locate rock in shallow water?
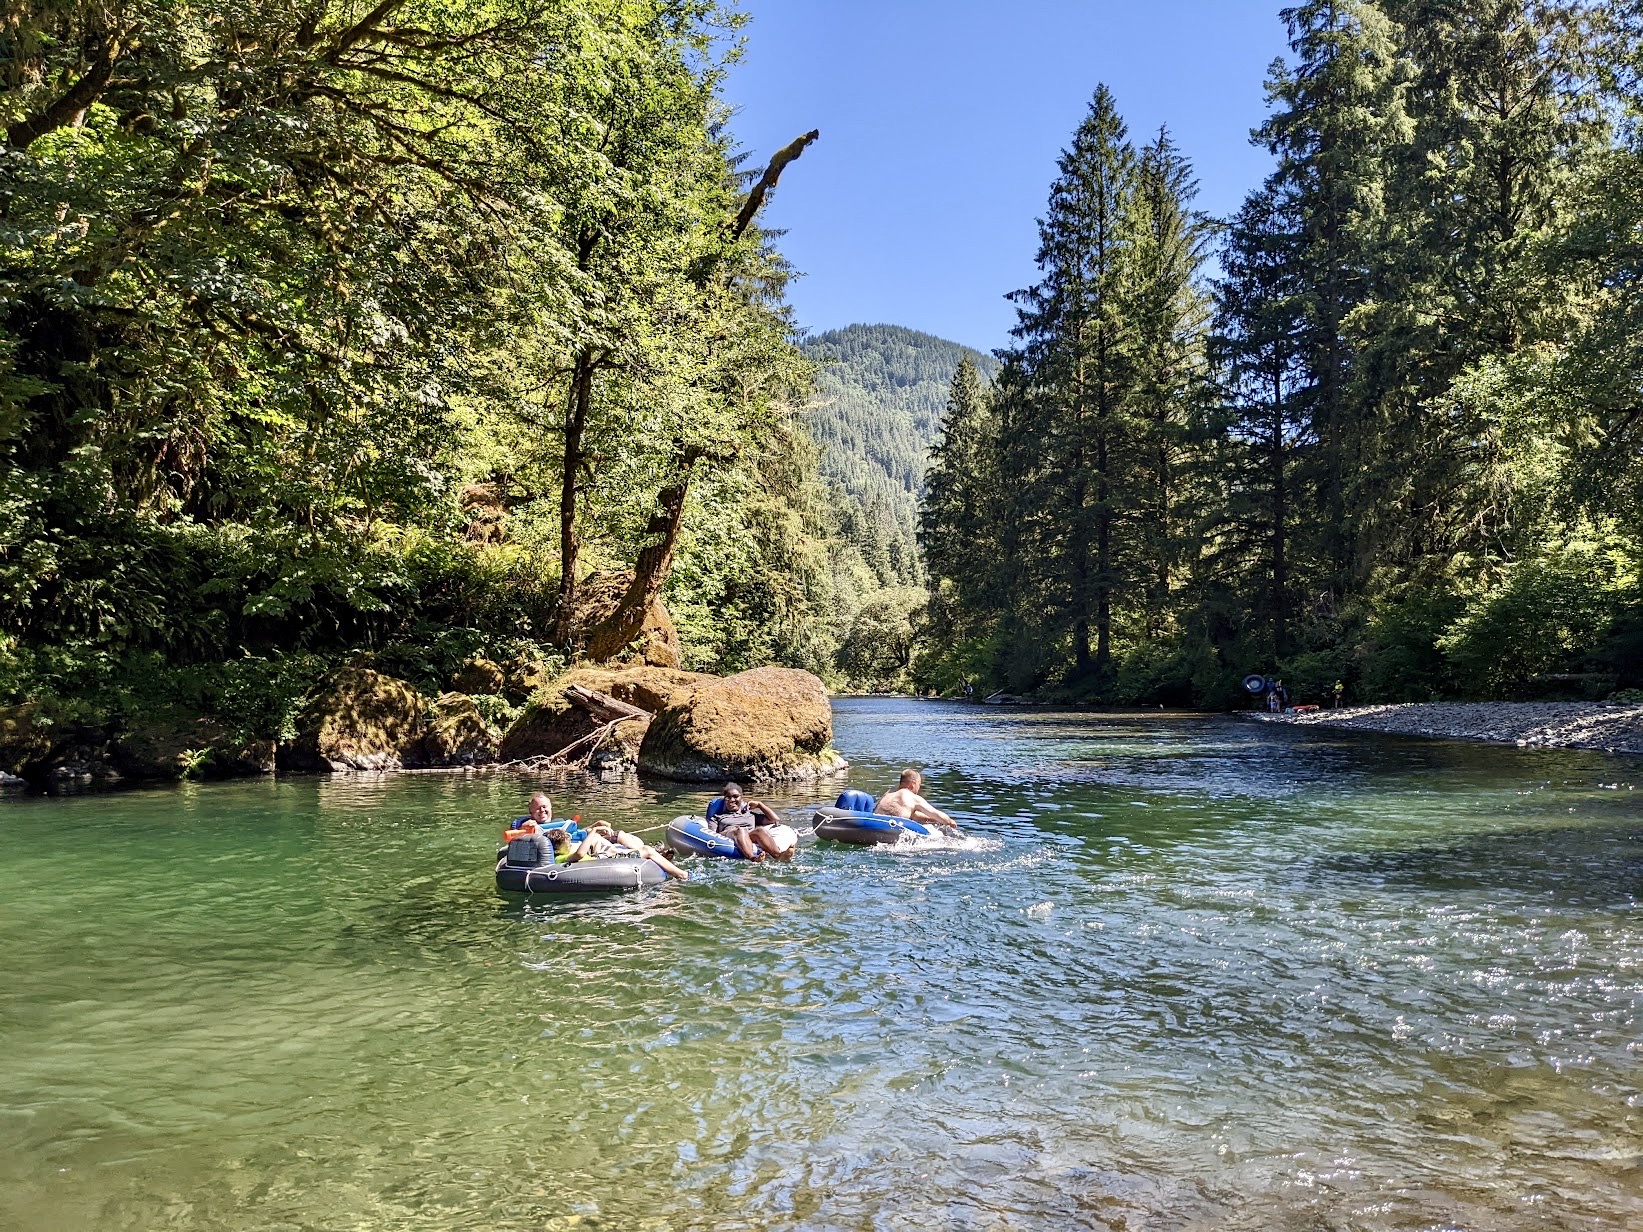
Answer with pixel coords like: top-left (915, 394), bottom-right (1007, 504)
top-left (637, 665), bottom-right (847, 783)
top-left (412, 693), bottom-right (498, 767)
top-left (115, 707), bottom-right (274, 778)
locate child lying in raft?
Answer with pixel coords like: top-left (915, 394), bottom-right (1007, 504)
top-left (546, 821), bottom-right (689, 881)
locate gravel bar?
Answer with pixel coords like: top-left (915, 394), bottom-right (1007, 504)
top-left (1245, 702), bottom-right (1643, 755)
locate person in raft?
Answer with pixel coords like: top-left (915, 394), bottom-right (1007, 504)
top-left (876, 769), bottom-right (960, 834)
top-left (707, 782), bottom-right (793, 861)
top-left (513, 793), bottom-right (689, 881)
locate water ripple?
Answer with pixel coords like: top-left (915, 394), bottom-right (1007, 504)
top-left (1, 702), bottom-right (1640, 1229)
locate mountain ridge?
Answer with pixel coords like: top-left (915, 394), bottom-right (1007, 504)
top-left (801, 323), bottom-right (999, 581)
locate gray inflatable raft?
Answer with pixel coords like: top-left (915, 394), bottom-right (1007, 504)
top-left (495, 853), bottom-right (667, 893)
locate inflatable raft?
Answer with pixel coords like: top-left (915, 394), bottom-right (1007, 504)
top-left (666, 813), bottom-right (799, 859)
top-left (812, 789), bottom-right (937, 846)
top-left (494, 822), bottom-right (668, 893)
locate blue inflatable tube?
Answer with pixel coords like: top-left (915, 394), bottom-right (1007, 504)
top-left (667, 815), bottom-right (748, 858)
top-left (666, 815), bottom-right (801, 859)
top-left (811, 791), bottom-right (936, 846)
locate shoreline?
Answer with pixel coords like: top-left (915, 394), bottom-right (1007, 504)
top-left (1245, 701), bottom-right (1643, 756)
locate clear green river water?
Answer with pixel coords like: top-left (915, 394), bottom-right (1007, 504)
top-left (2, 699), bottom-right (1641, 1231)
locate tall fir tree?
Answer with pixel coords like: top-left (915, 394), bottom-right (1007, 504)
top-left (1211, 184), bottom-right (1314, 658)
top-left (1258, 0), bottom-right (1407, 589)
top-left (1125, 129), bottom-right (1216, 636)
top-left (1002, 85), bottom-right (1140, 678)
top-left (1355, 0), bottom-right (1604, 575)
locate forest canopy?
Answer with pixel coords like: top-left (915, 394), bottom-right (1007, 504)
top-left (6, 0), bottom-right (1643, 739)
top-left (0, 0), bottom-right (845, 733)
top-left (919, 0), bottom-right (1643, 706)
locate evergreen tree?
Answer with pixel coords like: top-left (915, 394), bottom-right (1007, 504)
top-left (919, 359), bottom-right (997, 612)
top-left (1125, 129), bottom-right (1216, 636)
top-left (1002, 85), bottom-right (1140, 678)
top-left (1355, 0), bottom-right (1604, 573)
top-left (1258, 0), bottom-right (1407, 587)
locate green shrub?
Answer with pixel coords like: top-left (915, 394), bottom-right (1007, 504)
top-left (1437, 546), bottom-right (1630, 698)
top-left (1358, 591), bottom-right (1466, 701)
top-left (1277, 648), bottom-right (1351, 707)
top-left (1112, 639), bottom-right (1202, 707)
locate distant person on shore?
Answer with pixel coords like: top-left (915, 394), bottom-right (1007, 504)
top-left (707, 782), bottom-right (793, 861)
top-left (1333, 680), bottom-right (1345, 709)
top-left (876, 769), bottom-right (960, 834)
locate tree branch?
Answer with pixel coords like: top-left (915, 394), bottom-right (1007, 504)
top-left (7, 26), bottom-right (133, 150)
top-left (731, 129), bottom-right (819, 240)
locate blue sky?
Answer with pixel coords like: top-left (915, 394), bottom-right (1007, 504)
top-left (723, 1), bottom-right (1295, 352)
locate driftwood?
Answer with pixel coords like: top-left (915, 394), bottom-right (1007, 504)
top-left (407, 687), bottom-right (649, 777)
top-left (563, 685), bottom-right (648, 724)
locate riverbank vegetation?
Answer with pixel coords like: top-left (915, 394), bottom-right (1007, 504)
top-left (920, 1), bottom-right (1643, 708)
top-left (0, 1), bottom-right (876, 753)
top-left (8, 2), bottom-right (1643, 762)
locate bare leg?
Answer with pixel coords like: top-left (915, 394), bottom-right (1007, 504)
top-left (612, 830), bottom-right (690, 880)
top-left (731, 828), bottom-right (762, 861)
top-left (751, 826), bottom-right (793, 861)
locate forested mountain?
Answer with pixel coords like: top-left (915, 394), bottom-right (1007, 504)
top-left (920, 2), bottom-right (1643, 706)
top-left (803, 325), bottom-right (996, 582)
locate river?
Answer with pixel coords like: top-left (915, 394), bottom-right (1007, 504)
top-left (2, 699), bottom-right (1640, 1230)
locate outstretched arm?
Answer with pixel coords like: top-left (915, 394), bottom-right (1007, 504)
top-left (910, 795), bottom-right (958, 829)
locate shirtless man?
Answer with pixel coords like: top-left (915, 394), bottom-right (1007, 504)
top-left (876, 769), bottom-right (960, 834)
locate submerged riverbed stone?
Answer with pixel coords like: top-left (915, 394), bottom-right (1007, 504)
top-left (413, 693), bottom-right (498, 767)
top-left (280, 667), bottom-right (427, 772)
top-left (637, 666), bottom-right (846, 782)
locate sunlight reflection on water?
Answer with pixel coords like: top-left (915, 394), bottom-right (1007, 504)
top-left (0, 699), bottom-right (1639, 1230)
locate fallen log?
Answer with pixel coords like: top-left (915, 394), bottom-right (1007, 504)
top-left (563, 684), bottom-right (648, 724)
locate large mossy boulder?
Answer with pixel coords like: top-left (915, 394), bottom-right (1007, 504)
top-left (412, 693), bottom-right (498, 767)
top-left (502, 652), bottom-right (558, 702)
top-left (450, 657), bottom-right (507, 696)
top-left (496, 665), bottom-right (708, 770)
top-left (279, 667), bottom-right (426, 772)
top-left (0, 702), bottom-right (59, 778)
top-left (637, 666), bottom-right (846, 782)
top-left (115, 707), bottom-right (274, 779)
top-left (0, 701), bottom-right (118, 787)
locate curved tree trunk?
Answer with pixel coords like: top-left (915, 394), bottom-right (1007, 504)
top-left (583, 449), bottom-right (699, 660)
